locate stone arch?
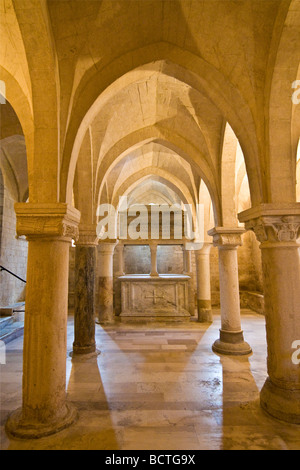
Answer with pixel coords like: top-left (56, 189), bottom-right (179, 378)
top-left (93, 129), bottom-right (221, 224)
top-left (73, 128), bottom-right (94, 225)
top-left (128, 185), bottom-right (179, 207)
top-left (10, 0), bottom-right (60, 202)
top-left (266, 0), bottom-right (300, 203)
top-left (111, 171), bottom-right (195, 212)
top-left (0, 68), bottom-right (33, 199)
top-left (62, 54), bottom-right (263, 207)
top-left (219, 122), bottom-right (251, 226)
top-left (199, 179), bottom-right (215, 240)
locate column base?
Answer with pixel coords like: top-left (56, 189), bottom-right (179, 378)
top-left (197, 301), bottom-right (213, 323)
top-left (96, 316), bottom-right (115, 325)
top-left (70, 349), bottom-right (101, 361)
top-left (71, 342), bottom-right (96, 356)
top-left (260, 377), bottom-right (300, 424)
top-left (212, 329), bottom-right (252, 356)
top-left (198, 308), bottom-right (213, 323)
top-left (5, 402), bottom-right (78, 440)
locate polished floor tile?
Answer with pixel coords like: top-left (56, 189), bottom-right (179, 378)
top-left (1, 310), bottom-right (300, 450)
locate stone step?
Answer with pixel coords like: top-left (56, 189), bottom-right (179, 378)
top-left (0, 321), bottom-right (24, 344)
top-left (0, 302), bottom-right (25, 343)
top-left (0, 316), bottom-right (14, 329)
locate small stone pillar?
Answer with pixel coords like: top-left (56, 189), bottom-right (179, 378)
top-left (208, 227), bottom-right (252, 356)
top-left (97, 241), bottom-right (117, 324)
top-left (73, 226), bottom-right (98, 356)
top-left (6, 203), bottom-right (80, 439)
top-left (195, 242), bottom-right (213, 323)
top-left (115, 242), bottom-right (125, 276)
top-left (183, 245), bottom-right (196, 316)
top-left (149, 243), bottom-right (159, 277)
top-left (239, 205), bottom-right (300, 424)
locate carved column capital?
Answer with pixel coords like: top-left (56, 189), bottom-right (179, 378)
top-left (15, 203), bottom-right (81, 242)
top-left (207, 227), bottom-right (245, 249)
top-left (194, 242), bottom-right (213, 257)
top-left (238, 204), bottom-right (300, 247)
top-left (76, 224), bottom-right (98, 246)
top-left (98, 240), bottom-right (118, 255)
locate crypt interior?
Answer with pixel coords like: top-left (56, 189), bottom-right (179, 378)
top-left (0, 0), bottom-right (300, 450)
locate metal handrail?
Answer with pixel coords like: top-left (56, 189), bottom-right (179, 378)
top-left (0, 266), bottom-right (26, 283)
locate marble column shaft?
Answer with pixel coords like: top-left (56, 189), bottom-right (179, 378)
top-left (208, 227), bottom-right (252, 355)
top-left (183, 246), bottom-right (195, 316)
top-left (195, 243), bottom-right (213, 323)
top-left (150, 243), bottom-right (159, 277)
top-left (239, 206), bottom-right (300, 424)
top-left (73, 229), bottom-right (98, 355)
top-left (6, 203), bottom-right (80, 439)
top-left (115, 243), bottom-right (125, 276)
top-left (97, 242), bottom-right (117, 323)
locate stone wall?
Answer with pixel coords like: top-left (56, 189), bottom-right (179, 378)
top-left (0, 187), bottom-right (27, 306)
top-left (68, 233), bottom-right (265, 315)
top-left (121, 245), bottom-right (185, 275)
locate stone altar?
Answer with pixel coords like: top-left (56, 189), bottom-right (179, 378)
top-left (119, 274), bottom-right (191, 321)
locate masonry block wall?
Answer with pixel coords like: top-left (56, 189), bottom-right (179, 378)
top-left (0, 187), bottom-right (27, 306)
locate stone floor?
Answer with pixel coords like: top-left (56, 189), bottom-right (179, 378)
top-left (1, 310), bottom-right (300, 450)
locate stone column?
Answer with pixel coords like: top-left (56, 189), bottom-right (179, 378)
top-left (97, 241), bottom-right (117, 324)
top-left (195, 242), bottom-right (213, 323)
top-left (208, 227), bottom-right (252, 355)
top-left (115, 242), bottom-right (125, 276)
top-left (149, 242), bottom-right (159, 277)
top-left (6, 203), bottom-right (80, 439)
top-left (239, 205), bottom-right (300, 424)
top-left (183, 245), bottom-right (195, 316)
top-left (72, 226), bottom-right (98, 356)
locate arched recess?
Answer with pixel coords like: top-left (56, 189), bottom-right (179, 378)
top-left (99, 143), bottom-right (198, 206)
top-left (93, 130), bottom-right (221, 225)
top-left (128, 185), bottom-right (179, 207)
top-left (62, 56), bottom-right (263, 208)
top-left (266, 0), bottom-right (300, 203)
top-left (111, 171), bottom-right (195, 212)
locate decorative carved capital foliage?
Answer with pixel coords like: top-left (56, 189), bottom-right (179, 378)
top-left (76, 225), bottom-right (98, 246)
top-left (15, 203), bottom-right (81, 241)
top-left (208, 227), bottom-right (245, 249)
top-left (239, 204), bottom-right (300, 246)
top-left (98, 241), bottom-right (118, 255)
top-left (245, 216), bottom-right (300, 244)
